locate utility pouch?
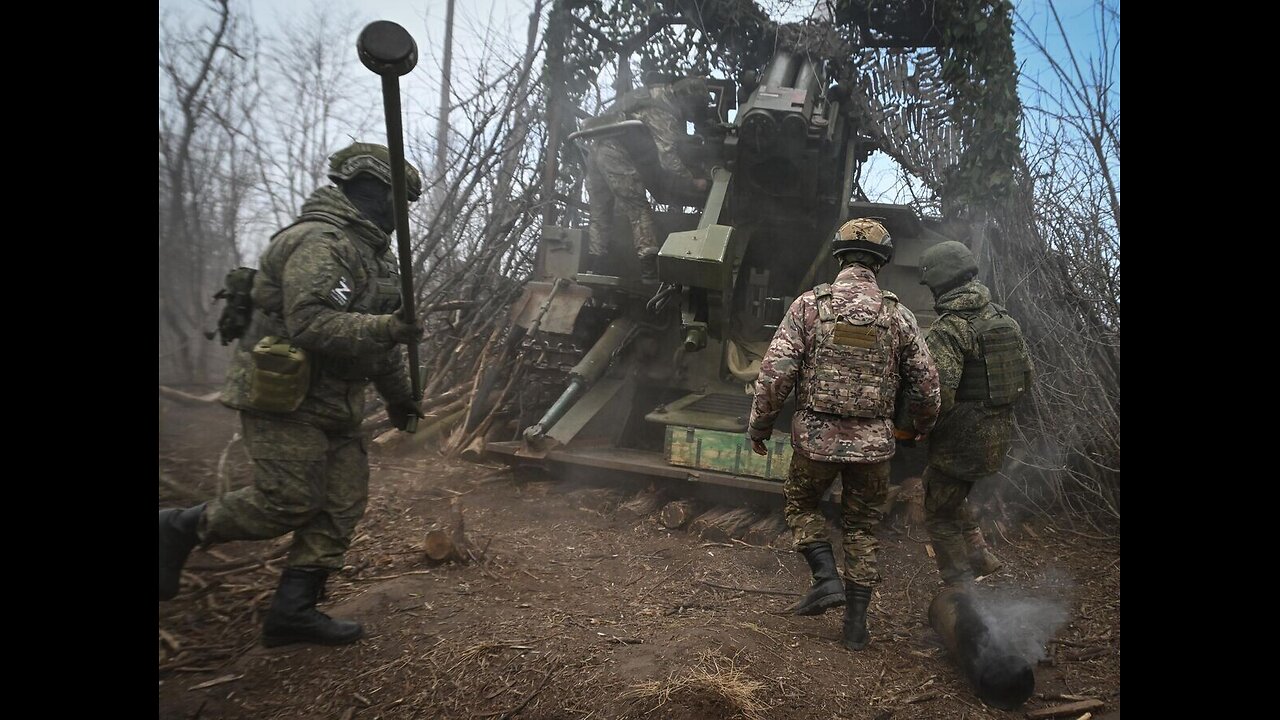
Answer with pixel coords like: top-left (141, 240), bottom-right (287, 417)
top-left (247, 336), bottom-right (311, 413)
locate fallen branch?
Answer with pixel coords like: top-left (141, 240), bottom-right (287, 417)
top-left (476, 664), bottom-right (558, 719)
top-left (634, 560), bottom-right (694, 600)
top-left (185, 549), bottom-right (287, 573)
top-left (1025, 699), bottom-right (1104, 719)
top-left (159, 385), bottom-right (221, 405)
top-left (188, 674), bottom-right (243, 691)
top-left (699, 579), bottom-right (801, 597)
top-left (1063, 647), bottom-right (1109, 661)
top-left (425, 300), bottom-right (475, 313)
top-left (351, 570), bottom-right (436, 582)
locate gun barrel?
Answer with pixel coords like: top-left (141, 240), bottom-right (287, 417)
top-left (523, 317), bottom-right (636, 444)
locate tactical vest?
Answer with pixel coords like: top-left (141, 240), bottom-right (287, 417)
top-left (585, 88), bottom-right (668, 169)
top-left (586, 87), bottom-right (663, 128)
top-left (954, 304), bottom-right (1030, 406)
top-left (257, 213), bottom-right (403, 318)
top-left (253, 213), bottom-right (403, 379)
top-left (803, 284), bottom-right (900, 418)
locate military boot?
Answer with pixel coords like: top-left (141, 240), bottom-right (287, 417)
top-left (965, 528), bottom-right (1004, 576)
top-left (841, 580), bottom-right (873, 650)
top-left (792, 543), bottom-right (846, 616)
top-left (932, 535), bottom-right (976, 588)
top-left (262, 567), bottom-right (364, 648)
top-left (159, 503), bottom-right (205, 601)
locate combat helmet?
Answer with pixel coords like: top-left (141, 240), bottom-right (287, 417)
top-left (918, 240), bottom-right (979, 295)
top-left (327, 142), bottom-right (423, 201)
top-left (831, 217), bottom-right (894, 267)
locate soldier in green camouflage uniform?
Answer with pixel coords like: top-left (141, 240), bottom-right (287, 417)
top-left (748, 218), bottom-right (940, 651)
top-left (918, 241), bottom-right (1034, 586)
top-left (583, 77), bottom-right (711, 280)
top-left (159, 143), bottom-right (426, 648)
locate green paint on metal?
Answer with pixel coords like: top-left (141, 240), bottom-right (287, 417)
top-left (665, 425), bottom-right (791, 481)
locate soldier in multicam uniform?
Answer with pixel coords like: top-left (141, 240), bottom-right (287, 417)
top-left (748, 218), bottom-right (941, 651)
top-left (918, 241), bottom-right (1034, 587)
top-left (583, 77), bottom-right (711, 280)
top-left (158, 143), bottom-right (426, 647)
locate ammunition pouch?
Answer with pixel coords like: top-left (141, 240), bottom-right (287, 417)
top-left (247, 336), bottom-right (312, 413)
top-left (205, 267), bottom-right (258, 346)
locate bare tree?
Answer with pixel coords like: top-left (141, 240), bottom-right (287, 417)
top-left (979, 0), bottom-right (1119, 527)
top-left (243, 4), bottom-right (378, 237)
top-left (159, 0), bottom-right (255, 383)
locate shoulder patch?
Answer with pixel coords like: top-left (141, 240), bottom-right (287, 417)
top-left (327, 274), bottom-right (355, 309)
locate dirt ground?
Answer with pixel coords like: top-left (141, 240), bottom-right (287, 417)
top-left (158, 393), bottom-right (1120, 720)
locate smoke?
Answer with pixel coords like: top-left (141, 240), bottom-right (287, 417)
top-left (968, 570), bottom-right (1072, 665)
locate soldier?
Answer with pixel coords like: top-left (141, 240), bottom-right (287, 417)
top-left (748, 218), bottom-right (941, 651)
top-left (583, 76), bottom-right (711, 280)
top-left (158, 143), bottom-right (426, 648)
top-left (918, 241), bottom-right (1034, 587)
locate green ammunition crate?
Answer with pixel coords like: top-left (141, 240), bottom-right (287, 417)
top-left (664, 425), bottom-right (792, 480)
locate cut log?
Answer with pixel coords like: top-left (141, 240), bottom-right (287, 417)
top-left (424, 527), bottom-right (457, 562)
top-left (659, 499), bottom-right (699, 529)
top-left (418, 408), bottom-right (468, 446)
top-left (460, 435), bottom-right (487, 461)
top-left (742, 514), bottom-right (787, 546)
top-left (687, 507), bottom-right (727, 538)
top-left (422, 499), bottom-right (480, 564)
top-left (615, 489), bottom-right (668, 522)
top-left (695, 507), bottom-right (759, 543)
top-left (1024, 699), bottom-right (1104, 719)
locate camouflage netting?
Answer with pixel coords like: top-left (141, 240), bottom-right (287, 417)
top-left (548, 0), bottom-right (1117, 524)
top-left (847, 46), bottom-right (959, 197)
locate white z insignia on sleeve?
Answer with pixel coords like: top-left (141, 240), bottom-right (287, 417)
top-left (329, 277), bottom-right (353, 307)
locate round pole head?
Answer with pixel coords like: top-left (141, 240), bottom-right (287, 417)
top-left (358, 21), bottom-right (418, 77)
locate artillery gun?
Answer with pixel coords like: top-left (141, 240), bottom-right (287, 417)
top-left (478, 11), bottom-right (956, 500)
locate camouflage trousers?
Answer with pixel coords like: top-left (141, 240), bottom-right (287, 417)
top-left (923, 465), bottom-right (984, 584)
top-left (783, 452), bottom-right (889, 585)
top-left (199, 412), bottom-right (369, 571)
top-left (585, 140), bottom-right (659, 260)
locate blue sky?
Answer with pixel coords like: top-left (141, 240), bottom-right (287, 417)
top-left (160, 0), bottom-right (1117, 202)
top-left (159, 0), bottom-right (1116, 108)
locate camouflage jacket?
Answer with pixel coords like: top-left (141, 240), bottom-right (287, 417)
top-left (589, 84), bottom-right (699, 194)
top-left (924, 280), bottom-right (1034, 478)
top-left (748, 264), bottom-right (941, 463)
top-left (221, 186), bottom-right (413, 428)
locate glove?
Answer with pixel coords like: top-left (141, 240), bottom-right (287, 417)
top-left (893, 427), bottom-right (924, 447)
top-left (381, 310), bottom-right (424, 345)
top-left (386, 400), bottom-right (424, 431)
